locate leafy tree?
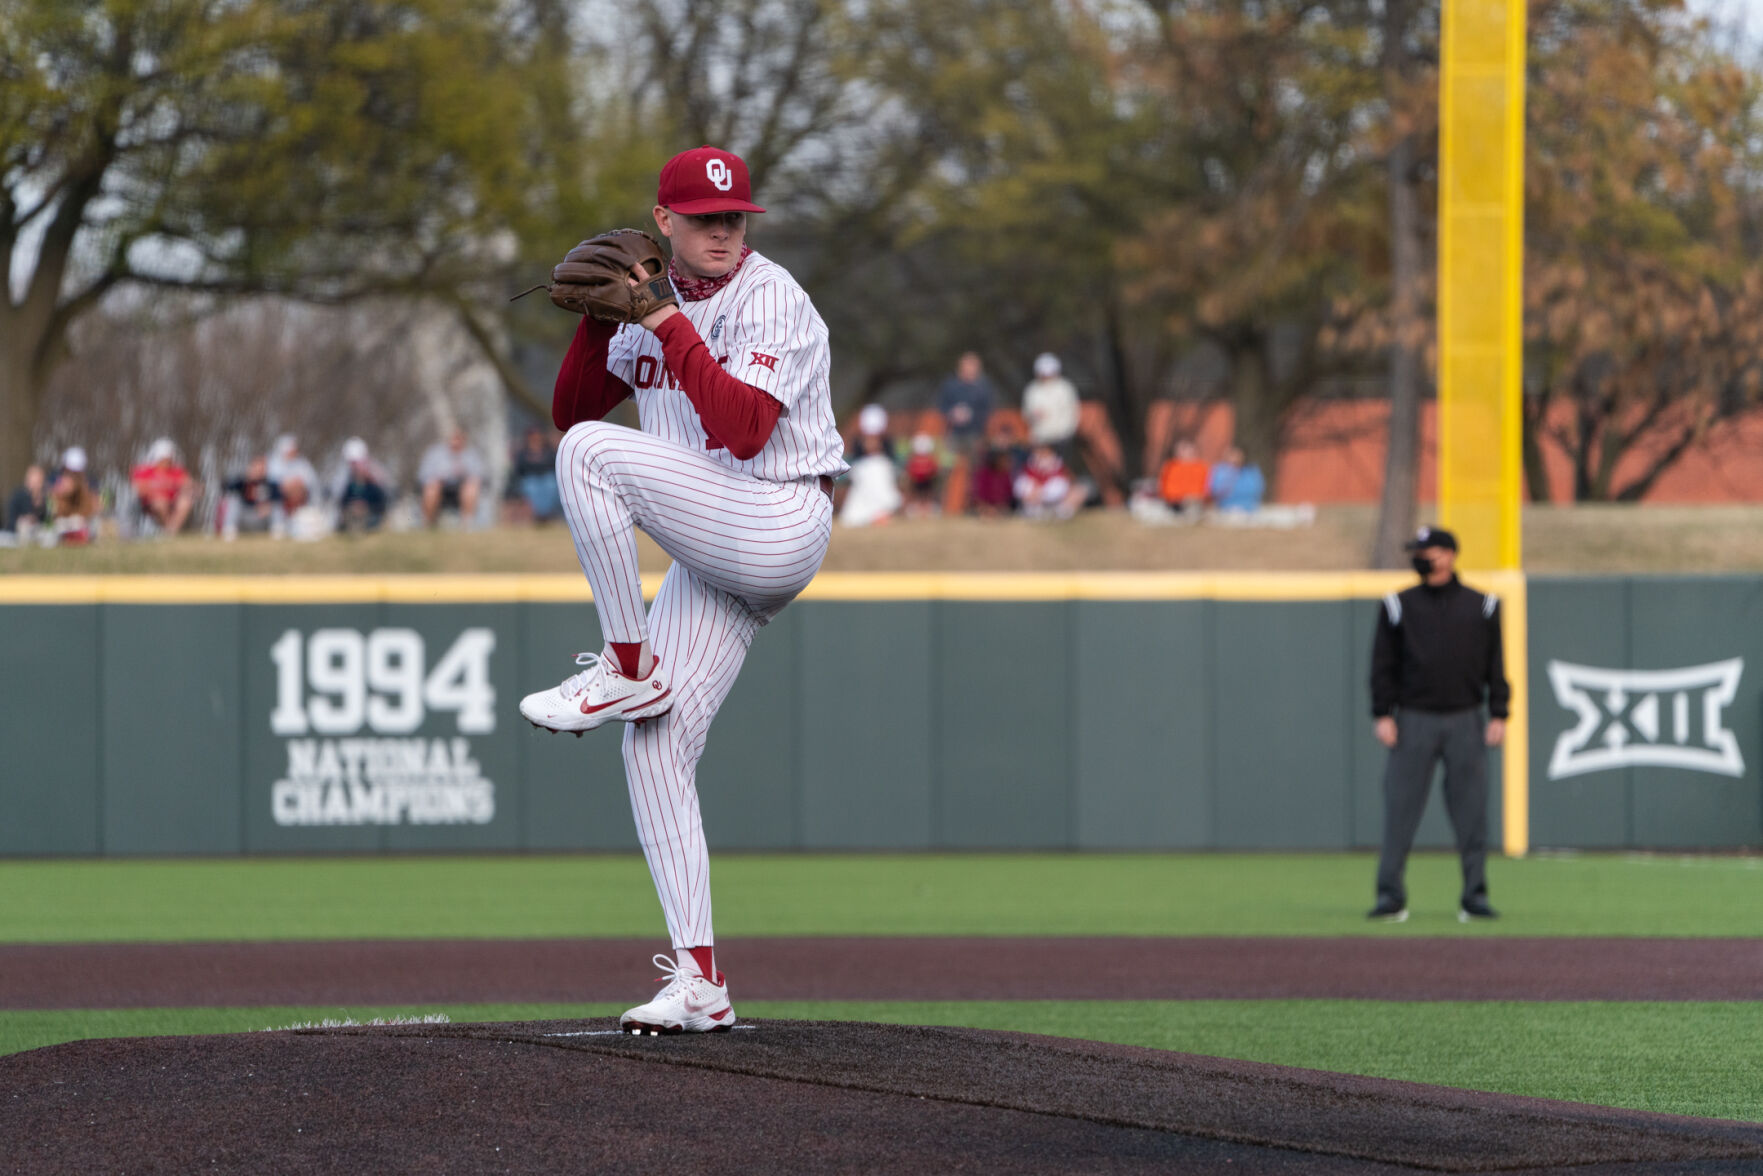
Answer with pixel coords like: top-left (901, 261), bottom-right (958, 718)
top-left (1, 0), bottom-right (543, 494)
top-left (1121, 0), bottom-right (1388, 488)
top-left (1366, 0), bottom-right (1438, 567)
top-left (1523, 0), bottom-right (1763, 501)
top-left (474, 0), bottom-right (872, 415)
top-left (621, 0), bottom-right (851, 189)
top-left (811, 0), bottom-right (1175, 463)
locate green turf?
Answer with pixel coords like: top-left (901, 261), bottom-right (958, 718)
top-left (4, 1000), bottom-right (1758, 1123)
top-left (2, 851), bottom-right (1760, 942)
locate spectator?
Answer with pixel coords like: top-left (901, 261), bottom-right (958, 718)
top-left (1207, 446), bottom-right (1266, 513)
top-left (1158, 439), bottom-right (1210, 515)
top-left (418, 426), bottom-right (486, 528)
top-left (130, 437), bottom-right (197, 535)
top-left (838, 405), bottom-right (902, 528)
top-left (969, 445), bottom-right (1016, 518)
top-left (49, 446), bottom-right (100, 545)
top-left (327, 435), bottom-right (392, 497)
top-left (1021, 353), bottom-right (1080, 459)
top-left (507, 426), bottom-right (561, 524)
top-left (222, 454), bottom-right (282, 536)
top-left (902, 432), bottom-right (943, 518)
top-left (1368, 526), bottom-right (1509, 923)
top-left (6, 464), bottom-right (48, 539)
top-left (335, 437), bottom-right (391, 532)
top-left (936, 351), bottom-right (997, 458)
top-left (846, 404), bottom-right (898, 463)
top-left (1013, 443), bottom-right (1082, 521)
top-left (267, 434), bottom-right (321, 519)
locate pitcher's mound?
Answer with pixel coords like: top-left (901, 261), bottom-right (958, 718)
top-left (4, 1019), bottom-right (1760, 1174)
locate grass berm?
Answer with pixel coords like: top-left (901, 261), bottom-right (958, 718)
top-left (3, 504), bottom-right (1762, 575)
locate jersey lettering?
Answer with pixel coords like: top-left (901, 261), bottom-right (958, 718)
top-left (606, 250), bottom-right (846, 482)
top-left (633, 354), bottom-right (734, 391)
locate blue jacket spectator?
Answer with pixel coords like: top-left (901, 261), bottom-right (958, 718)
top-left (935, 351), bottom-right (997, 452)
top-left (509, 426), bottom-right (561, 523)
top-left (222, 455), bottom-right (282, 535)
top-left (6, 464), bottom-right (48, 534)
top-left (336, 437), bottom-right (390, 532)
top-left (1207, 447), bottom-right (1266, 512)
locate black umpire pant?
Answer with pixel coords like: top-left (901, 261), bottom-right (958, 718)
top-left (1375, 707), bottom-right (1489, 907)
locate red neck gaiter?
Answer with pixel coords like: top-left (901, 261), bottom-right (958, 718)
top-left (669, 245), bottom-right (753, 302)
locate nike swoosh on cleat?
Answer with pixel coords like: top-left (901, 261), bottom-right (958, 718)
top-left (581, 694), bottom-right (640, 715)
top-left (708, 1007), bottom-right (731, 1021)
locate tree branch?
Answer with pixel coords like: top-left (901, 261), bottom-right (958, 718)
top-left (36, 269), bottom-right (122, 377)
top-left (746, 2), bottom-right (824, 182)
top-left (21, 162), bottom-right (107, 328)
top-left (10, 168), bottom-right (81, 231)
top-left (1614, 423), bottom-right (1702, 502)
top-left (453, 297), bottom-right (552, 422)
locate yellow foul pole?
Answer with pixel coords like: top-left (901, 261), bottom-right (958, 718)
top-left (1439, 0), bottom-right (1528, 854)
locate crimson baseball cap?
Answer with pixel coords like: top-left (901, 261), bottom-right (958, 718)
top-left (657, 146), bottom-right (766, 215)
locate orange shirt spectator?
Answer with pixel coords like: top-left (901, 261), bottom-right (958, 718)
top-left (1158, 439), bottom-right (1210, 508)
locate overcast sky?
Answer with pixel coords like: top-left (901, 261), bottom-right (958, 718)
top-left (1691, 0), bottom-right (1763, 40)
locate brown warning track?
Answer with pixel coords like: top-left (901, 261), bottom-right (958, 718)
top-left (2, 936), bottom-right (1761, 1009)
top-left (4, 1019), bottom-right (1762, 1175)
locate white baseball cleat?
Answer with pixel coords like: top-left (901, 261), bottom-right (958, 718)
top-left (519, 651), bottom-right (673, 735)
top-left (620, 954), bottom-right (736, 1035)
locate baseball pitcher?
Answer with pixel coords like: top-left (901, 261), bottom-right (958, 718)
top-left (520, 146), bottom-right (846, 1033)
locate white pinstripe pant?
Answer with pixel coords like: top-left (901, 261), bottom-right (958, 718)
top-left (557, 421), bottom-right (832, 949)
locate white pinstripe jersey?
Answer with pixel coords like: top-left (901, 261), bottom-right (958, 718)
top-left (605, 250), bottom-right (849, 483)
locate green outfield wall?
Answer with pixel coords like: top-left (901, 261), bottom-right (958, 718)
top-left (0, 573), bottom-right (1754, 855)
top-left (1526, 575), bottom-right (1762, 849)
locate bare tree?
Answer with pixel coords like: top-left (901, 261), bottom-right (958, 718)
top-left (42, 297), bottom-right (512, 523)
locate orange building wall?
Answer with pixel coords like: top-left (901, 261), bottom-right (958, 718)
top-left (1145, 400), bottom-right (1763, 504)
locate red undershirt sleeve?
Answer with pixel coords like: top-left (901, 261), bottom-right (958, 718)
top-left (552, 317), bottom-right (634, 431)
top-left (653, 313), bottom-right (782, 461)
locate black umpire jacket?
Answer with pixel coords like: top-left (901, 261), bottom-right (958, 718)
top-left (1370, 575), bottom-right (1510, 719)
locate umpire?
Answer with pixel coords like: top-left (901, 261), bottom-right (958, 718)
top-left (1368, 526), bottom-right (1509, 923)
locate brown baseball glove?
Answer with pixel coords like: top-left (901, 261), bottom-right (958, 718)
top-left (547, 230), bottom-right (678, 324)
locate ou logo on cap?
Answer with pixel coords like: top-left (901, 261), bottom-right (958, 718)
top-left (706, 159), bottom-right (733, 191)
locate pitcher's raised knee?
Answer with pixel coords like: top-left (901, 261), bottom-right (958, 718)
top-left (558, 420), bottom-right (624, 485)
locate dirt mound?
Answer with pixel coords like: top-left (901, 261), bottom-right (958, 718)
top-left (4, 1019), bottom-right (1761, 1174)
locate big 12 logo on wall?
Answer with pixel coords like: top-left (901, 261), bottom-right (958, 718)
top-left (1546, 658), bottom-right (1745, 780)
top-left (268, 628), bottom-right (497, 826)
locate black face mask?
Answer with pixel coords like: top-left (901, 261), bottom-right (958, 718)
top-left (1411, 554), bottom-right (1434, 576)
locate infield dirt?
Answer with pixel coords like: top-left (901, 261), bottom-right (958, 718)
top-left (4, 936), bottom-right (1761, 1008)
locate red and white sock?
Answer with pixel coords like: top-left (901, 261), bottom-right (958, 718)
top-left (607, 640), bottom-right (655, 680)
top-left (680, 945), bottom-right (717, 983)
